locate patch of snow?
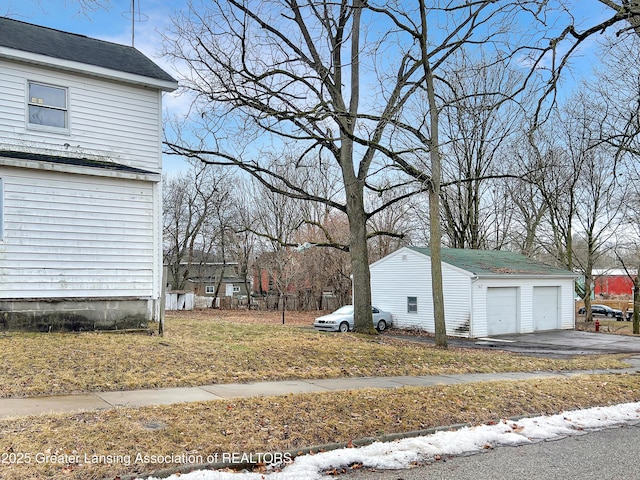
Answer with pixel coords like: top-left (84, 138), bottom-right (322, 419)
top-left (139, 402), bottom-right (640, 480)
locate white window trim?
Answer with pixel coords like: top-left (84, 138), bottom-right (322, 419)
top-left (407, 296), bottom-right (418, 314)
top-left (205, 285), bottom-right (215, 294)
top-left (26, 80), bottom-right (70, 134)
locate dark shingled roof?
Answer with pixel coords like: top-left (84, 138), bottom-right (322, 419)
top-left (0, 16), bottom-right (176, 85)
top-left (408, 247), bottom-right (576, 277)
top-left (0, 150), bottom-right (156, 175)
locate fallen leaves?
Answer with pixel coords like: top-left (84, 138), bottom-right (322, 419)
top-left (510, 423), bottom-right (525, 433)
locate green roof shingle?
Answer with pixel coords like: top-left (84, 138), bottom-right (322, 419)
top-left (408, 247), bottom-right (576, 277)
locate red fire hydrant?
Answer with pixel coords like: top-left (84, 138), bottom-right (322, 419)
top-left (595, 319), bottom-right (600, 332)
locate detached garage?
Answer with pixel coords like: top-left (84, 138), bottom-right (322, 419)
top-left (370, 247), bottom-right (577, 338)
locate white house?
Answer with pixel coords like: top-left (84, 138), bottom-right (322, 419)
top-left (370, 247), bottom-right (578, 338)
top-left (0, 17), bottom-right (178, 330)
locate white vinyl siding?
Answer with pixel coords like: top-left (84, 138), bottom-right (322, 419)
top-left (0, 167), bottom-right (156, 297)
top-left (0, 59), bottom-right (162, 173)
top-left (370, 248), bottom-right (473, 335)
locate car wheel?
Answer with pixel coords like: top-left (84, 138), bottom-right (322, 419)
top-left (607, 312), bottom-right (614, 318)
top-left (339, 321), bottom-right (349, 333)
top-left (376, 320), bottom-right (387, 332)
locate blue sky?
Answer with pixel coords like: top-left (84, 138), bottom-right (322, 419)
top-left (1, 1), bottom-right (616, 175)
top-left (2, 0), bottom-right (176, 53)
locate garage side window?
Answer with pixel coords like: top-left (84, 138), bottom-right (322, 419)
top-left (407, 296), bottom-right (417, 313)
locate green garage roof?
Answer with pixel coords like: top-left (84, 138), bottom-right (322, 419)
top-left (408, 247), bottom-right (576, 277)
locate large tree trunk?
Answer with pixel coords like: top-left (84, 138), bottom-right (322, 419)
top-left (348, 192), bottom-right (375, 334)
top-left (583, 275), bottom-right (593, 322)
top-left (341, 132), bottom-right (375, 334)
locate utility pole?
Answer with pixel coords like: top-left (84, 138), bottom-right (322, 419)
top-left (633, 271), bottom-right (639, 335)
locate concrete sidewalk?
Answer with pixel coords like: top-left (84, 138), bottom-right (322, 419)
top-left (2, 357), bottom-right (640, 419)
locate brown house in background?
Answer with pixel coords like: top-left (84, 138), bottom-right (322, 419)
top-left (166, 261), bottom-right (251, 299)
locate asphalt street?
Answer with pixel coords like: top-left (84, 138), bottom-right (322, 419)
top-left (340, 423), bottom-right (640, 480)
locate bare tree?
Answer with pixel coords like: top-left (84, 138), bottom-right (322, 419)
top-left (366, 186), bottom-right (413, 263)
top-left (503, 177), bottom-right (549, 257)
top-left (594, 32), bottom-right (640, 332)
top-left (230, 181), bottom-right (260, 306)
top-left (162, 163), bottom-right (234, 291)
top-left (244, 165), bottom-right (318, 316)
top-left (437, 54), bottom-right (525, 249)
top-left (162, 1), bottom-right (434, 334)
top-left (523, 92), bottom-right (628, 319)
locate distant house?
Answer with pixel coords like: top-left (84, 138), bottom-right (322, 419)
top-left (166, 261), bottom-right (251, 298)
top-left (0, 18), bottom-right (177, 330)
top-left (370, 247), bottom-right (578, 338)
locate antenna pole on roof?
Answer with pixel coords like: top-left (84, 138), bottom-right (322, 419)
top-left (123, 0), bottom-right (148, 47)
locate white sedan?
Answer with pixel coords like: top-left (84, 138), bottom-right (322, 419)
top-left (314, 305), bottom-right (392, 333)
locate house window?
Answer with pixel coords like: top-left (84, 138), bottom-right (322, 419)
top-left (205, 285), bottom-right (215, 294)
top-left (27, 82), bottom-right (68, 130)
top-left (233, 286), bottom-right (241, 293)
top-left (407, 296), bottom-right (418, 313)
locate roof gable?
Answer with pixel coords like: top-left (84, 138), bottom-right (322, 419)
top-left (407, 247), bottom-right (576, 277)
top-left (0, 17), bottom-right (176, 86)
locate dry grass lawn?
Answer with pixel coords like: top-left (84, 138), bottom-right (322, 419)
top-left (1, 310), bottom-right (639, 479)
top-left (0, 310), bottom-right (630, 398)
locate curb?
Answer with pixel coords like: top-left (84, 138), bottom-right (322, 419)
top-left (116, 415), bottom-right (569, 480)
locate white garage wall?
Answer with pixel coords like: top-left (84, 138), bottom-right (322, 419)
top-left (370, 248), bottom-right (473, 335)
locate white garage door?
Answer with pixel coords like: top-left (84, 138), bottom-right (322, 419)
top-left (533, 286), bottom-right (559, 331)
top-left (486, 287), bottom-right (518, 335)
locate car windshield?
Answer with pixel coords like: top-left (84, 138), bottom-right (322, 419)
top-left (334, 306), bottom-right (354, 315)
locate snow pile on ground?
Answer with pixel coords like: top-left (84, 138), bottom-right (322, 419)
top-left (140, 401), bottom-right (640, 480)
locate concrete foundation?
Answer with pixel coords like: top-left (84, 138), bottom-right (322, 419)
top-left (0, 298), bottom-right (153, 332)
